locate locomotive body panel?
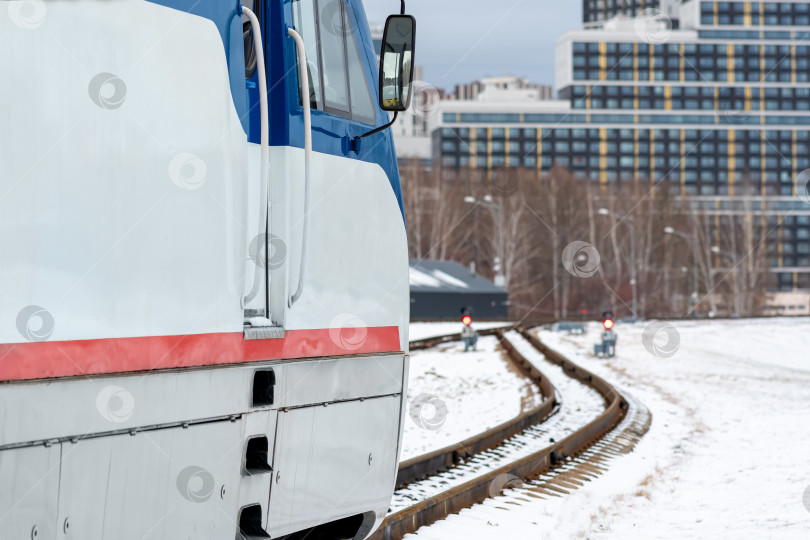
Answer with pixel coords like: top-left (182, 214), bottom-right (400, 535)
top-left (0, 1), bottom-right (411, 537)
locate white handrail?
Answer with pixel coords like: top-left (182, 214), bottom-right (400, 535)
top-left (287, 28), bottom-right (312, 307)
top-left (242, 5), bottom-right (270, 309)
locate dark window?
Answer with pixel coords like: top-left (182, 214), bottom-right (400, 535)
top-left (292, 0), bottom-right (377, 125)
top-left (242, 0), bottom-right (262, 81)
top-left (318, 0), bottom-right (350, 113)
top-left (345, 8), bottom-right (375, 124)
top-left (292, 0), bottom-right (324, 109)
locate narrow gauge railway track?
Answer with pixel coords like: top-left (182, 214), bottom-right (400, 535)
top-left (408, 325), bottom-right (511, 352)
top-left (397, 328), bottom-right (557, 488)
top-left (396, 389), bottom-right (652, 538)
top-left (407, 319), bottom-right (557, 351)
top-left (375, 327), bottom-right (650, 540)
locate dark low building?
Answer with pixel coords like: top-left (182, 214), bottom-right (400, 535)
top-left (409, 259), bottom-right (508, 320)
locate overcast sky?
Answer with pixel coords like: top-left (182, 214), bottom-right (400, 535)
top-left (362, 0), bottom-right (582, 93)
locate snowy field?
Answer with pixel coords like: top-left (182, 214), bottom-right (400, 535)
top-left (408, 321), bottom-right (511, 342)
top-left (400, 334), bottom-right (543, 461)
top-left (407, 317), bottom-right (810, 539)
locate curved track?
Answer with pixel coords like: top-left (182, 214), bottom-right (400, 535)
top-left (375, 327), bottom-right (651, 540)
top-left (397, 328), bottom-right (557, 487)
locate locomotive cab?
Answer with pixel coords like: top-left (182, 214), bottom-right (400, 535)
top-left (240, 0), bottom-right (415, 336)
top-left (0, 1), bottom-right (414, 538)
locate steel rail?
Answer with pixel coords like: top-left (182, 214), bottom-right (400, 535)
top-left (375, 327), bottom-right (631, 540)
top-left (408, 324), bottom-right (513, 351)
top-left (396, 330), bottom-right (557, 488)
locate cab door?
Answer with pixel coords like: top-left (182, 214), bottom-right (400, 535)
top-left (278, 0), bottom-right (386, 329)
top-left (241, 0), bottom-right (273, 323)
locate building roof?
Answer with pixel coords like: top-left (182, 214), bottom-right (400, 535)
top-left (409, 259), bottom-right (506, 294)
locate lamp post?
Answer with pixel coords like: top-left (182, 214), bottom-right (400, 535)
top-left (664, 226), bottom-right (699, 316)
top-left (598, 208), bottom-right (637, 321)
top-left (465, 195), bottom-right (505, 288)
top-left (711, 246), bottom-right (742, 317)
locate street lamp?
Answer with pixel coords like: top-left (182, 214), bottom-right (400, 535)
top-left (711, 246), bottom-right (742, 317)
top-left (465, 196), bottom-right (505, 288)
top-left (664, 227), bottom-right (699, 316)
top-left (597, 208), bottom-right (637, 321)
top-left (711, 245), bottom-right (738, 274)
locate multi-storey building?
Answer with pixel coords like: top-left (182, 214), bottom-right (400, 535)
top-left (585, 0), bottom-right (655, 24)
top-left (583, 0), bottom-right (685, 25)
top-left (584, 0), bottom-right (656, 24)
top-left (431, 1), bottom-right (810, 294)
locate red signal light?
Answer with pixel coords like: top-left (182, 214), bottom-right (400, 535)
top-left (462, 315), bottom-right (472, 326)
top-left (603, 318), bottom-right (614, 330)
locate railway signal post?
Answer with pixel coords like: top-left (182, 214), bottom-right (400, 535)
top-left (594, 311), bottom-right (617, 358)
top-left (460, 308), bottom-right (478, 352)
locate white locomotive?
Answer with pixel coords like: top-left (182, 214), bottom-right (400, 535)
top-left (0, 0), bottom-right (415, 538)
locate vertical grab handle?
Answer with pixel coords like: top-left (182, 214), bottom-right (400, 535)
top-left (242, 5), bottom-right (270, 311)
top-left (287, 28), bottom-right (312, 307)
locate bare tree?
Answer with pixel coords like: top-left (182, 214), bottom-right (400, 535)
top-left (400, 162), bottom-right (772, 320)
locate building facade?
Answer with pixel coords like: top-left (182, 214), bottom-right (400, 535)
top-left (584, 0), bottom-right (658, 24)
top-left (583, 0), bottom-right (685, 25)
top-left (431, 1), bottom-right (810, 293)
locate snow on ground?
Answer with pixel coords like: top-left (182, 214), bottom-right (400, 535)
top-left (407, 317), bottom-right (810, 539)
top-left (400, 334), bottom-right (544, 461)
top-left (393, 331), bottom-right (604, 512)
top-left (408, 322), bottom-right (510, 342)
top-left (505, 330), bottom-right (605, 426)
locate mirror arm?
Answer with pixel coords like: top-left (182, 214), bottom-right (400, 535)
top-left (400, 0), bottom-right (405, 14)
top-left (357, 111), bottom-right (398, 139)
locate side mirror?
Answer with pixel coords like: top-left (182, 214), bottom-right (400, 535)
top-left (379, 15), bottom-right (416, 112)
